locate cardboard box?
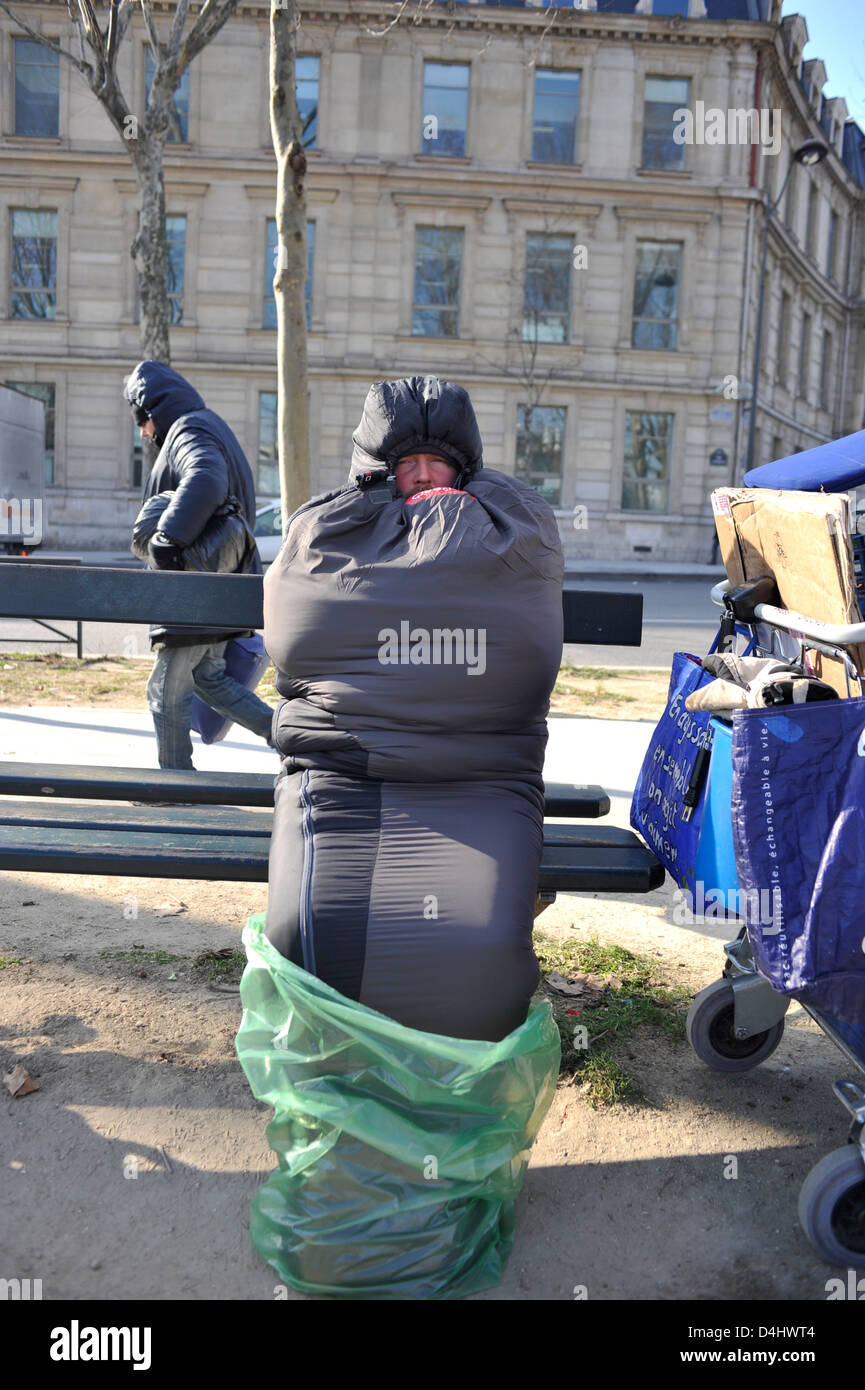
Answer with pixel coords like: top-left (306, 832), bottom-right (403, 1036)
top-left (711, 487), bottom-right (865, 697)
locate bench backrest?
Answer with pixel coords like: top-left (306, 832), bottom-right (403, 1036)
top-left (0, 565), bottom-right (643, 646)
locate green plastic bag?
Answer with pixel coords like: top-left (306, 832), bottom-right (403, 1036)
top-left (235, 913), bottom-right (561, 1300)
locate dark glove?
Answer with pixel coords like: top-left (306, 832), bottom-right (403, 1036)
top-left (148, 530), bottom-right (185, 571)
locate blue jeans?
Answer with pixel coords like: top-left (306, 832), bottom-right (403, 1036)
top-left (146, 641), bottom-right (275, 770)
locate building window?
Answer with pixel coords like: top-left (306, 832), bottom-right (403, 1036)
top-left (515, 405), bottom-right (564, 507)
top-left (165, 215), bottom-right (186, 325)
top-left (642, 76), bottom-right (689, 172)
top-left (622, 411), bottom-right (673, 513)
top-left (806, 184), bottom-right (819, 258)
top-left (523, 234), bottom-right (572, 343)
top-left (777, 291), bottom-right (791, 387)
top-left (14, 38), bottom-right (59, 137)
top-left (420, 62), bottom-right (469, 157)
top-left (798, 312), bottom-right (812, 400)
top-left (10, 209), bottom-right (57, 320)
top-left (144, 50), bottom-right (189, 142)
top-left (412, 227), bottom-right (463, 337)
top-left (258, 391), bottom-right (278, 497)
top-left (632, 241), bottom-right (682, 351)
top-left (297, 56), bottom-right (319, 148)
top-left (264, 219), bottom-right (314, 329)
top-left (652, 0), bottom-right (688, 12)
top-left (3, 381), bottom-right (55, 484)
top-left (531, 69), bottom-right (580, 164)
top-left (826, 209), bottom-right (838, 280)
top-left (132, 415), bottom-right (143, 489)
top-left (820, 330), bottom-right (833, 410)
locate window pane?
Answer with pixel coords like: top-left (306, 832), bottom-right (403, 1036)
top-left (523, 234), bottom-right (571, 343)
top-left (412, 226), bottom-right (463, 337)
top-left (11, 209), bottom-right (57, 320)
top-left (297, 56), bottom-right (319, 149)
top-left (799, 314), bottom-right (811, 398)
top-left (652, 0), bottom-right (688, 14)
top-left (14, 39), bottom-right (59, 137)
top-left (532, 69), bottom-right (580, 164)
top-left (622, 411), bottom-right (672, 513)
top-left (632, 241), bottom-right (681, 350)
top-left (265, 219), bottom-right (314, 329)
top-left (3, 381), bottom-right (55, 484)
top-left (165, 215), bottom-right (186, 325)
top-left (827, 210), bottom-right (838, 279)
top-left (420, 63), bottom-right (469, 157)
top-left (515, 405), bottom-right (565, 507)
top-left (258, 391), bottom-right (279, 496)
top-left (643, 76), bottom-right (690, 171)
top-left (145, 51), bottom-right (189, 142)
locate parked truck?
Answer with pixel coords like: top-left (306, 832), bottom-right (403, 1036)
top-left (0, 384), bottom-right (45, 554)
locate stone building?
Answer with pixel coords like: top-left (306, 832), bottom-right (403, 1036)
top-left (1, 0), bottom-right (864, 561)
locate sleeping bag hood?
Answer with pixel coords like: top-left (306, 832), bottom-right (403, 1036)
top-left (265, 376), bottom-right (564, 787)
top-left (350, 376), bottom-right (484, 488)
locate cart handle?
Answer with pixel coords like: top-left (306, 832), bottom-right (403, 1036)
top-left (710, 580), bottom-right (865, 646)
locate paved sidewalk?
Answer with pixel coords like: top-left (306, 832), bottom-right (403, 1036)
top-left (0, 707), bottom-right (655, 824)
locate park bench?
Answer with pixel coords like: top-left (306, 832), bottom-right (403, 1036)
top-left (0, 565), bottom-right (664, 906)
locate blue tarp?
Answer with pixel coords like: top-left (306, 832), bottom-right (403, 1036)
top-left (744, 427), bottom-right (865, 493)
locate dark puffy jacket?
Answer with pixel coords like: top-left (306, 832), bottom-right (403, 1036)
top-left (125, 360), bottom-right (261, 648)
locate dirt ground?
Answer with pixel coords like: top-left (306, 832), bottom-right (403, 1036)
top-left (0, 862), bottom-right (851, 1302)
top-left (0, 652), bottom-right (670, 722)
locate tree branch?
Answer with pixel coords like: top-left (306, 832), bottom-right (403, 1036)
top-left (139, 0), bottom-right (162, 59)
top-left (178, 0), bottom-right (238, 71)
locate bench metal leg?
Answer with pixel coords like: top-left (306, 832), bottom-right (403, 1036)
top-left (534, 890), bottom-right (557, 920)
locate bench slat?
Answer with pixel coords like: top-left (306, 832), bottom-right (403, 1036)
top-left (0, 565), bottom-right (643, 647)
top-left (0, 822), bottom-right (663, 892)
top-left (0, 765), bottom-right (610, 818)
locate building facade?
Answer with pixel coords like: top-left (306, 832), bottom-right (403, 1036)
top-left (1, 0), bottom-right (864, 561)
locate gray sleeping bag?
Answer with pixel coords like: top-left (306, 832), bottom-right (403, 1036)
top-left (262, 377), bottom-right (564, 1042)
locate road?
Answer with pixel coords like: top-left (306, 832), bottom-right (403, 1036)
top-left (0, 573), bottom-right (722, 668)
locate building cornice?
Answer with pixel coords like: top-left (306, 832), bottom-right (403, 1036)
top-left (503, 196), bottom-right (601, 219)
top-left (393, 189), bottom-right (491, 212)
top-left (4, 0), bottom-right (777, 47)
top-left (0, 170), bottom-right (79, 191)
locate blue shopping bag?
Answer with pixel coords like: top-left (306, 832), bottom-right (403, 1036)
top-left (190, 633), bottom-right (270, 745)
top-left (731, 698), bottom-right (865, 1027)
top-left (630, 652), bottom-right (717, 903)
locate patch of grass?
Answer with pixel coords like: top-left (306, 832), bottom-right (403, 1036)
top-left (577, 1054), bottom-right (638, 1109)
top-left (0, 956), bottom-right (24, 969)
top-left (192, 948), bottom-right (246, 983)
top-left (535, 933), bottom-right (690, 1104)
top-left (99, 948), bottom-right (186, 965)
top-left (559, 665), bottom-right (619, 680)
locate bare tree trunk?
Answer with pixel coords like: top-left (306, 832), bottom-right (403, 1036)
top-left (129, 138), bottom-right (171, 363)
top-left (270, 0), bottom-right (311, 530)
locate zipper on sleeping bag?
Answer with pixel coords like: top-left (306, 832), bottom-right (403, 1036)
top-left (298, 769), bottom-right (317, 974)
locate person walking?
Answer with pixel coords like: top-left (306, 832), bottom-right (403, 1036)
top-left (124, 359), bottom-right (275, 769)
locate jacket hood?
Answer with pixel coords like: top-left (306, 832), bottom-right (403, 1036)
top-left (349, 376), bottom-right (484, 486)
top-left (124, 361), bottom-right (206, 444)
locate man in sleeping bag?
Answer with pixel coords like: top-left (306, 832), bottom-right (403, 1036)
top-left (262, 375), bottom-right (564, 1042)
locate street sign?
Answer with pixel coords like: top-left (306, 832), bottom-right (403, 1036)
top-left (710, 448), bottom-right (728, 468)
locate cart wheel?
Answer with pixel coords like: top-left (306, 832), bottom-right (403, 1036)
top-left (686, 979), bottom-right (785, 1072)
top-left (798, 1147), bottom-right (865, 1268)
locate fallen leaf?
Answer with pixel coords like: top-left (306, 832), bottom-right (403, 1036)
top-left (155, 902), bottom-right (188, 917)
top-left (3, 1065), bottom-right (39, 1097)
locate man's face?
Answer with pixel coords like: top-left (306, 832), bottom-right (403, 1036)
top-left (393, 452), bottom-right (458, 498)
top-left (139, 418), bottom-right (156, 440)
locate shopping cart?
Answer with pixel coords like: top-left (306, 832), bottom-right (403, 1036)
top-left (685, 577), bottom-right (865, 1269)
